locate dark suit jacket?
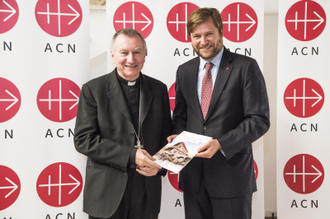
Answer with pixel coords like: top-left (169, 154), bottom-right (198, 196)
top-left (74, 69), bottom-right (172, 218)
top-left (173, 48), bottom-right (270, 198)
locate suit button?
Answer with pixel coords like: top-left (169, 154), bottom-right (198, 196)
top-left (203, 126), bottom-right (207, 130)
top-left (130, 132), bottom-right (134, 137)
top-left (124, 172), bottom-right (128, 176)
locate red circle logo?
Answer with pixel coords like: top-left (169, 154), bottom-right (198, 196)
top-left (166, 2), bottom-right (199, 43)
top-left (285, 0), bottom-right (326, 41)
top-left (0, 0), bottom-right (19, 34)
top-left (221, 3), bottom-right (258, 42)
top-left (284, 154), bottom-right (324, 194)
top-left (168, 170), bottom-right (182, 192)
top-left (0, 165), bottom-right (21, 211)
top-left (35, 0), bottom-right (83, 37)
top-left (284, 78), bottom-right (324, 118)
top-left (168, 83), bottom-right (176, 112)
top-left (36, 162), bottom-right (83, 207)
top-left (254, 160), bottom-right (258, 180)
top-left (0, 77), bottom-right (21, 123)
top-left (113, 1), bottom-right (153, 39)
top-left (37, 78), bottom-right (80, 122)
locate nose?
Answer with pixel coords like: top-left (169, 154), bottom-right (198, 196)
top-left (127, 52), bottom-right (134, 63)
top-left (200, 36), bottom-right (207, 45)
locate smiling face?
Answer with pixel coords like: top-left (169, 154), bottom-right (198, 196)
top-left (111, 34), bottom-right (146, 81)
top-left (190, 18), bottom-right (223, 61)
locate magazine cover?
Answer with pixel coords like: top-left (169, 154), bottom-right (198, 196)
top-left (153, 131), bottom-right (212, 173)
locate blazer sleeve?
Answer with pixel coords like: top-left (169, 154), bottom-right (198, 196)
top-left (172, 65), bottom-right (188, 134)
top-left (219, 58), bottom-right (270, 160)
top-left (158, 84), bottom-right (172, 176)
top-left (161, 85), bottom-right (173, 146)
top-left (73, 83), bottom-right (133, 172)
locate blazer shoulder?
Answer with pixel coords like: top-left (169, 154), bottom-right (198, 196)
top-left (225, 48), bottom-right (257, 65)
top-left (176, 57), bottom-right (199, 79)
top-left (142, 74), bottom-right (167, 90)
top-left (83, 72), bottom-right (113, 89)
top-left (179, 56), bottom-right (199, 69)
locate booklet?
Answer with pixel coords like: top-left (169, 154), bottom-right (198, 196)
top-left (153, 131), bottom-right (212, 173)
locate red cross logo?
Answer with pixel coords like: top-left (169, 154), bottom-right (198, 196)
top-left (0, 0), bottom-right (19, 34)
top-left (221, 2), bottom-right (258, 42)
top-left (35, 0), bottom-right (83, 37)
top-left (113, 1), bottom-right (153, 39)
top-left (285, 0), bottom-right (326, 41)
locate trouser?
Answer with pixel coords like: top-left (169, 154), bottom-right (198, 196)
top-left (183, 177), bottom-right (252, 219)
top-left (90, 168), bottom-right (158, 219)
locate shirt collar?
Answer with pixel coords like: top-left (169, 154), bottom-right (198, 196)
top-left (199, 46), bottom-right (224, 69)
top-left (116, 70), bottom-right (140, 87)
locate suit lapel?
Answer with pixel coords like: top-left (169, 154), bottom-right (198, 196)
top-left (106, 70), bottom-right (133, 123)
top-left (205, 48), bottom-right (233, 121)
top-left (187, 58), bottom-right (203, 120)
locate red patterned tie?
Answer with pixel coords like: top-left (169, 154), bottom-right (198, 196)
top-left (201, 62), bottom-right (214, 119)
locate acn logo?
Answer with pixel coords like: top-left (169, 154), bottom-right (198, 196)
top-left (0, 0), bottom-right (19, 34)
top-left (221, 2), bottom-right (258, 42)
top-left (285, 0), bottom-right (326, 41)
top-left (36, 162), bottom-right (83, 207)
top-left (35, 0), bottom-right (83, 37)
top-left (37, 78), bottom-right (80, 122)
top-left (113, 1), bottom-right (153, 39)
top-left (166, 2), bottom-right (199, 43)
top-left (284, 78), bottom-right (324, 118)
top-left (284, 154), bottom-right (324, 194)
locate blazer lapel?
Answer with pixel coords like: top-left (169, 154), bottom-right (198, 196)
top-left (106, 70), bottom-right (133, 123)
top-left (205, 48), bottom-right (233, 121)
top-left (186, 58), bottom-right (204, 120)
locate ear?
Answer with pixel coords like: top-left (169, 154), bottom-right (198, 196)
top-left (110, 51), bottom-right (115, 63)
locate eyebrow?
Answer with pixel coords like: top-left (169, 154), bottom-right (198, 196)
top-left (119, 47), bottom-right (143, 52)
top-left (192, 30), bottom-right (214, 36)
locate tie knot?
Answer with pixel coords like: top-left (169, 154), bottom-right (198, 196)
top-left (205, 62), bottom-right (214, 73)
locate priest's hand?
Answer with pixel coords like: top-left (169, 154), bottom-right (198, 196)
top-left (135, 149), bottom-right (161, 176)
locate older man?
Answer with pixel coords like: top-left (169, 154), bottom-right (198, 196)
top-left (74, 28), bottom-right (172, 219)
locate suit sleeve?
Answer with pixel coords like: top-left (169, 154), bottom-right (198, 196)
top-left (73, 83), bottom-right (133, 172)
top-left (158, 84), bottom-right (172, 176)
top-left (172, 65), bottom-right (187, 134)
top-left (219, 59), bottom-right (270, 160)
top-left (161, 84), bottom-right (173, 146)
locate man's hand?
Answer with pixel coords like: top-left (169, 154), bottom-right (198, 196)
top-left (195, 139), bottom-right (221, 159)
top-left (167, 134), bottom-right (178, 143)
top-left (135, 149), bottom-right (162, 176)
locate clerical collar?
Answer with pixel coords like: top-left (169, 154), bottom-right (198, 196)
top-left (116, 71), bottom-right (140, 87)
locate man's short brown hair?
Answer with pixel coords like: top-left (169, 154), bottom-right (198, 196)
top-left (187, 7), bottom-right (223, 36)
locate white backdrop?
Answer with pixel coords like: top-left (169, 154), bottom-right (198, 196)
top-left (0, 0), bottom-right (89, 218)
top-left (106, 1), bottom-right (265, 218)
top-left (0, 0), bottom-right (267, 218)
top-left (277, 0), bottom-right (329, 218)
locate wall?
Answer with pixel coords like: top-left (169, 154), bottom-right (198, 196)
top-left (89, 8), bottom-right (279, 217)
top-left (263, 14), bottom-right (278, 217)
